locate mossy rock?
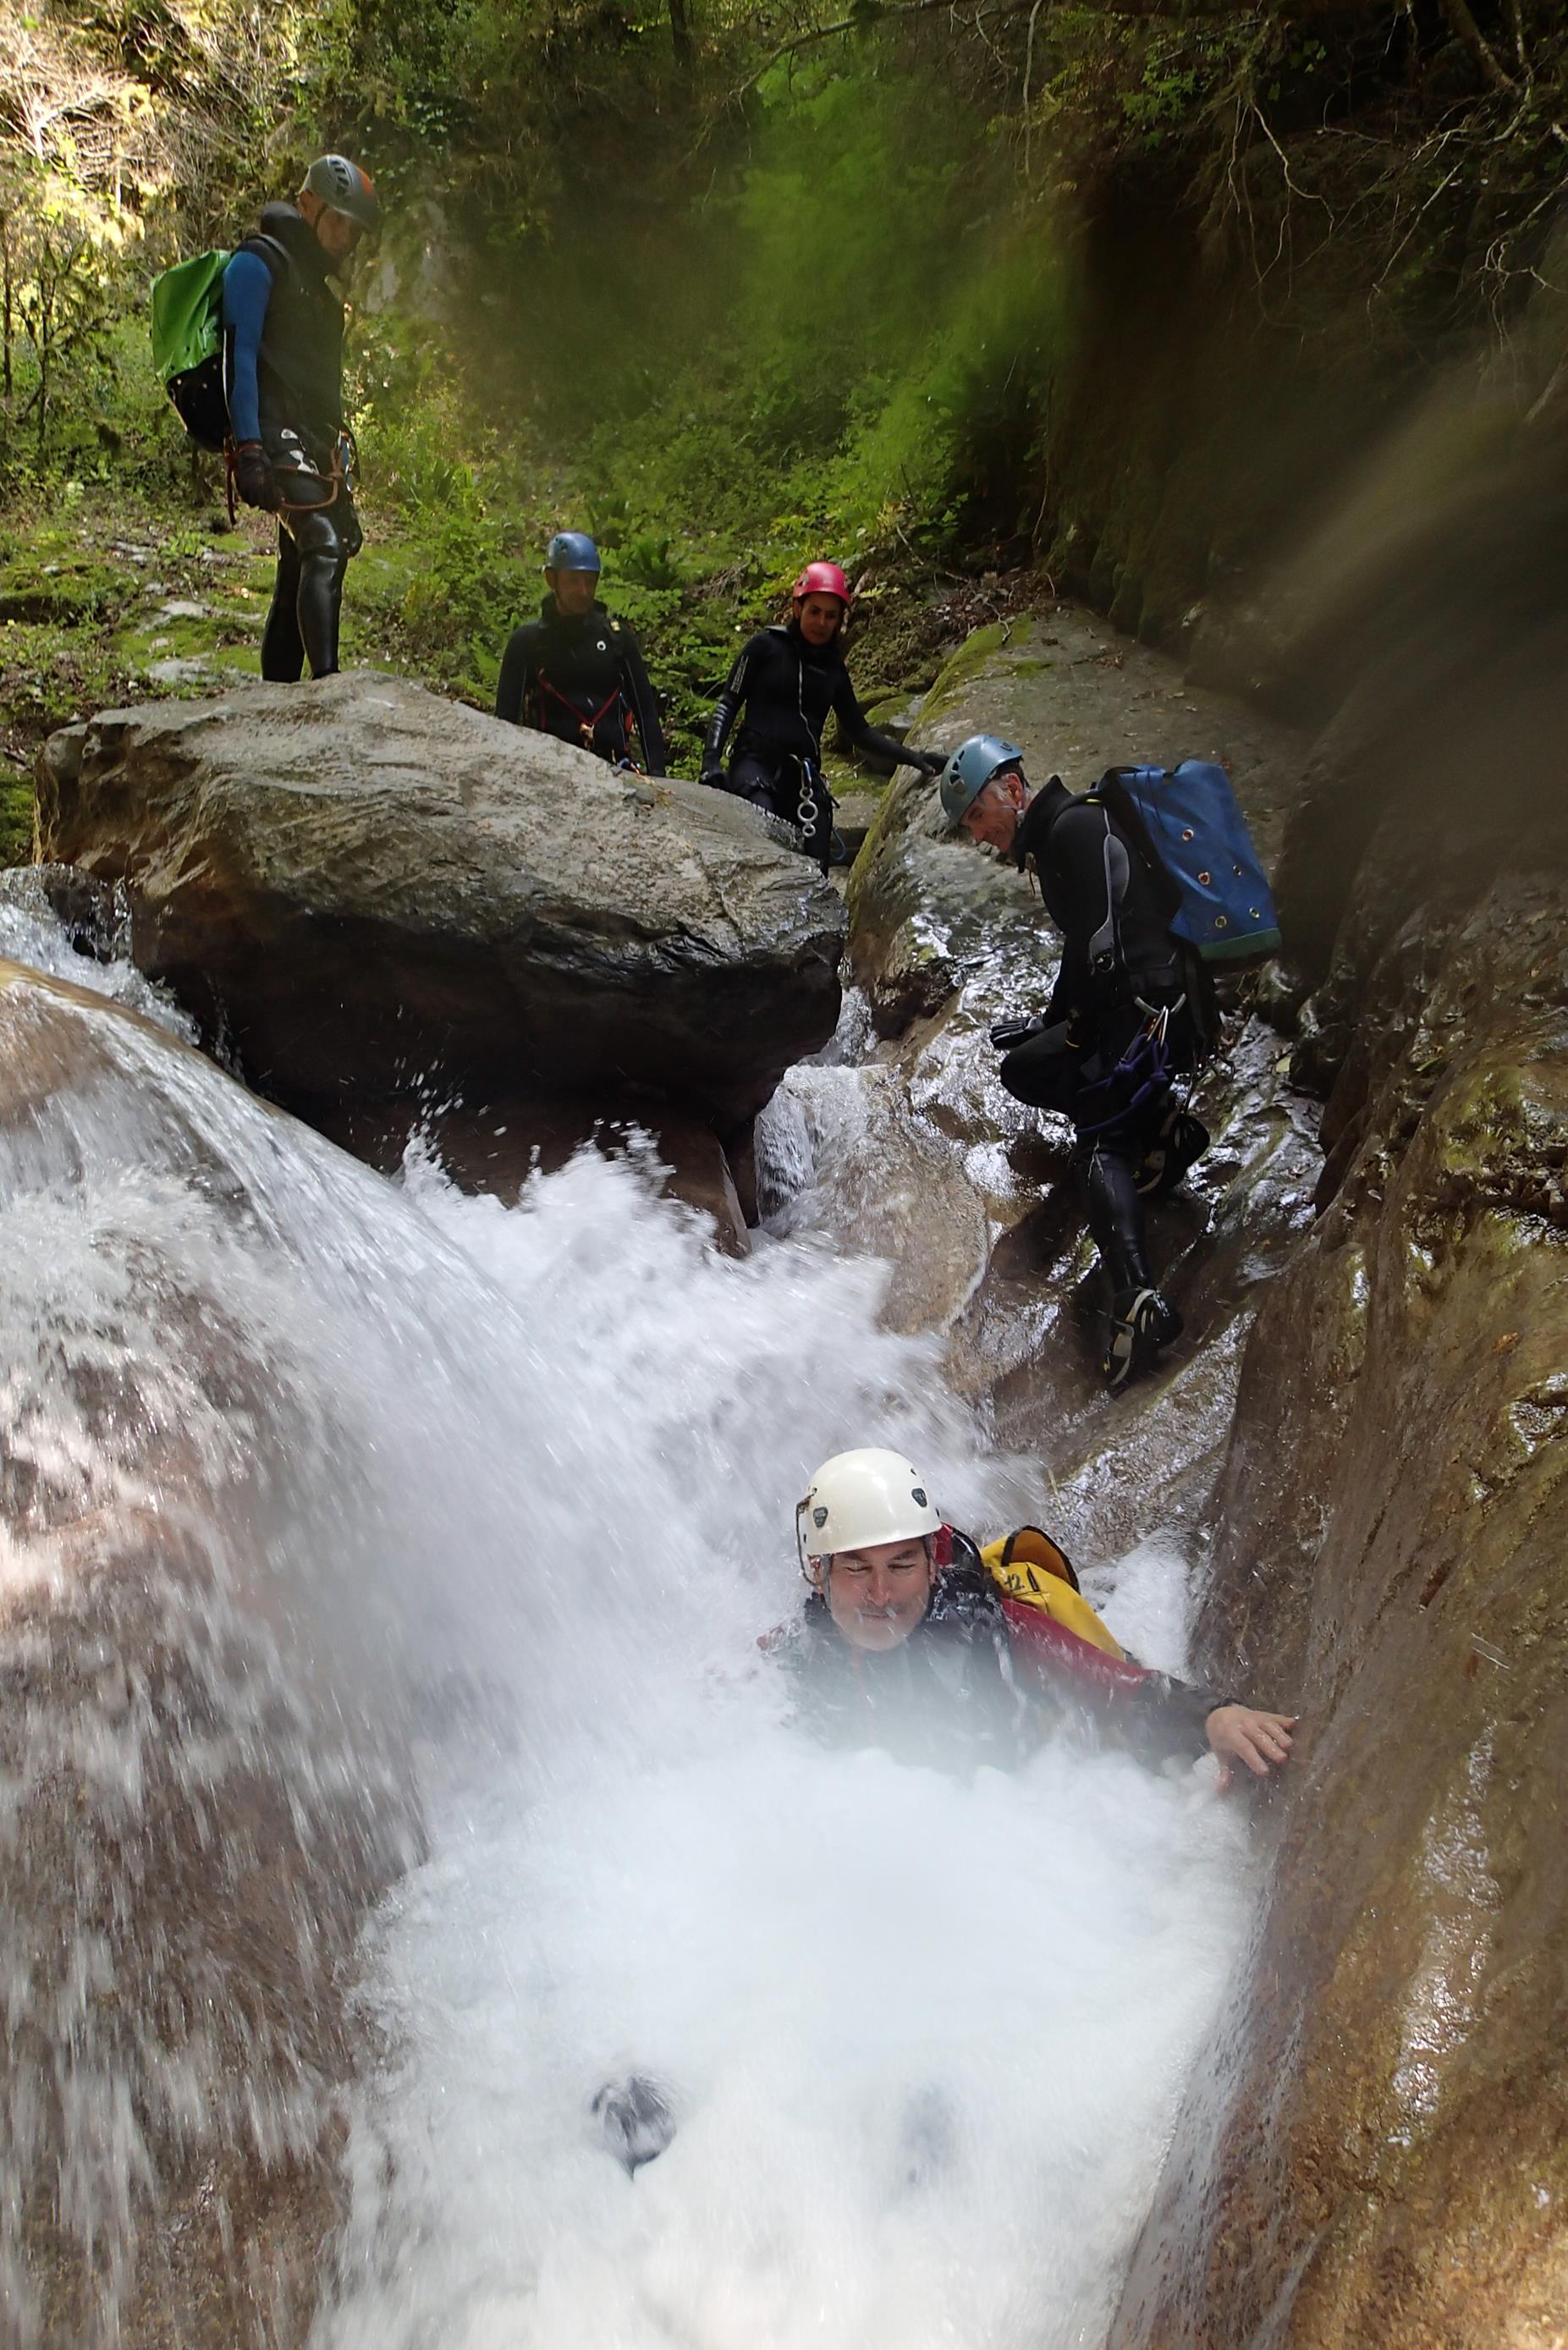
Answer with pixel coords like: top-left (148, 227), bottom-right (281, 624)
top-left (0, 556), bottom-right (138, 626)
top-left (0, 774), bottom-right (34, 867)
top-left (918, 622), bottom-right (1010, 721)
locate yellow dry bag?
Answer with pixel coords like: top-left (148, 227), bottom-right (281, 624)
top-left (980, 1527), bottom-right (1125, 1660)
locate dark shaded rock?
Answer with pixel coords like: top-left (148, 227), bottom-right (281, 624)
top-left (323, 1093), bottom-right (751, 1258)
top-left (35, 672), bottom-right (845, 1140)
top-left (27, 861), bottom-right (122, 959)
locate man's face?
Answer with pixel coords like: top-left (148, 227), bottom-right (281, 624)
top-left (548, 567), bottom-right (599, 617)
top-left (796, 592), bottom-right (845, 648)
top-left (960, 769), bottom-right (1026, 854)
top-left (305, 200), bottom-right (364, 267)
top-left (819, 1537), bottom-right (935, 1652)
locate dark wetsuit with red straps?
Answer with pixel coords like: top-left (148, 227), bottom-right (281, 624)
top-left (496, 597), bottom-right (668, 773)
top-left (773, 1534), bottom-right (1223, 1775)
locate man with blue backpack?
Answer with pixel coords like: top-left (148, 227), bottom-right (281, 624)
top-left (940, 735), bottom-right (1279, 1392)
top-left (222, 154), bottom-right (381, 682)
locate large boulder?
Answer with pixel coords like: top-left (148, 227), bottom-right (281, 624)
top-left (35, 672), bottom-right (845, 1158)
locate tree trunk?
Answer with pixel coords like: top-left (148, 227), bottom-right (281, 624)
top-left (1, 212), bottom-right (12, 408)
top-left (36, 271), bottom-right (51, 462)
top-left (669, 0), bottom-right (694, 72)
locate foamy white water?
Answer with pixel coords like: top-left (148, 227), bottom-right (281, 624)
top-left (0, 867), bottom-right (196, 1039)
top-left (312, 1161), bottom-right (1254, 2350)
top-left (0, 932), bottom-right (1257, 2348)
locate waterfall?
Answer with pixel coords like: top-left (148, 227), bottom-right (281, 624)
top-left (1, 914), bottom-right (1258, 2348)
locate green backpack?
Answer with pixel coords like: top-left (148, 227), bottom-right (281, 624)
top-left (148, 237), bottom-right (288, 452)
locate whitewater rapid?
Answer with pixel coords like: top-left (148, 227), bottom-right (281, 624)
top-left (0, 917), bottom-right (1257, 2349)
top-left (311, 1148), bottom-right (1255, 2350)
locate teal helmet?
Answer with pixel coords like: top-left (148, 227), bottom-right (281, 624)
top-left (301, 154), bottom-right (380, 237)
top-left (938, 735), bottom-right (1026, 829)
top-left (545, 531), bottom-right (601, 575)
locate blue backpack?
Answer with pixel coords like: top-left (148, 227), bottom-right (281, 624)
top-left (1091, 762), bottom-right (1281, 966)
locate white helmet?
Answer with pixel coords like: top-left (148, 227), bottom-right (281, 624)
top-left (795, 1447), bottom-right (942, 1578)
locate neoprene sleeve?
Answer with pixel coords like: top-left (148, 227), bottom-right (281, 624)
top-left (222, 249), bottom-right (273, 444)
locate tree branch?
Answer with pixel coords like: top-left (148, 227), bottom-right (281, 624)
top-left (1437, 0), bottom-right (1516, 94)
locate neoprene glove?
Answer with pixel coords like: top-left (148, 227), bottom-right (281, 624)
top-left (989, 1014), bottom-right (1046, 1054)
top-left (900, 746), bottom-right (944, 775)
top-left (233, 441), bottom-right (280, 512)
top-left (699, 762), bottom-right (728, 791)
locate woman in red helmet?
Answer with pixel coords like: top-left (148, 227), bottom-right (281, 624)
top-left (700, 561), bottom-right (944, 862)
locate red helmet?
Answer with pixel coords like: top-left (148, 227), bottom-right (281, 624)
top-left (792, 560), bottom-right (850, 607)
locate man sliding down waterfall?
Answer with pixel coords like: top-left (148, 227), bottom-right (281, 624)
top-left (941, 735), bottom-right (1215, 1391)
top-left (592, 1447), bottom-right (1296, 2175)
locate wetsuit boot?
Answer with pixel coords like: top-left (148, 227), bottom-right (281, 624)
top-left (1075, 1136), bottom-right (1182, 1390)
top-left (591, 2074), bottom-right (676, 2175)
top-left (261, 526), bottom-right (306, 682)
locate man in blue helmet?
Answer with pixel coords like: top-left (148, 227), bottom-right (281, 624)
top-left (223, 154), bottom-right (380, 681)
top-left (938, 736), bottom-right (1214, 1391)
top-left (496, 534), bottom-right (668, 773)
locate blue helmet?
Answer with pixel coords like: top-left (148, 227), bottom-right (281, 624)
top-left (938, 734), bottom-right (1026, 829)
top-left (544, 531), bottom-right (601, 575)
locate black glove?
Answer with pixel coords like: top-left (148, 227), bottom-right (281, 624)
top-left (989, 1013), bottom-right (1046, 1053)
top-left (900, 746), bottom-right (944, 776)
top-left (233, 441), bottom-right (280, 512)
top-left (699, 762), bottom-right (728, 791)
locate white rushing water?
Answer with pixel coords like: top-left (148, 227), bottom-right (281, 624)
top-left (0, 940), bottom-right (1257, 2350)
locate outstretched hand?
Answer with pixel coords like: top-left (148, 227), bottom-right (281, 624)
top-left (1205, 1704), bottom-right (1296, 1792)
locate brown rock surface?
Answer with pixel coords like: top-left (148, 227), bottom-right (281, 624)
top-left (0, 961), bottom-right (418, 2347)
top-left (1112, 838), bottom-right (1568, 2344)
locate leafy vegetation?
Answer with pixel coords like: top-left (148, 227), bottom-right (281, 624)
top-left (2, 0), bottom-right (1565, 845)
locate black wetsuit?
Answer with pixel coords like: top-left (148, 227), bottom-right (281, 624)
top-left (496, 598), bottom-right (667, 773)
top-left (702, 623), bottom-right (934, 861)
top-left (773, 1549), bottom-right (1221, 1775)
top-left (223, 203), bottom-right (360, 682)
top-left (998, 779), bottom-right (1215, 1307)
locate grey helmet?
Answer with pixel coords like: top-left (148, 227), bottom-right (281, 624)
top-left (301, 154), bottom-right (381, 237)
top-left (938, 734), bottom-right (1026, 829)
top-left (544, 531), bottom-right (602, 575)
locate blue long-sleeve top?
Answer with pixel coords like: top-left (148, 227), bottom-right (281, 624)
top-left (221, 249), bottom-right (273, 444)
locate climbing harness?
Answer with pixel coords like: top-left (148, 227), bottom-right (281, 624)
top-left (785, 753), bottom-right (834, 871)
top-left (533, 672), bottom-right (640, 766)
top-left (1072, 995), bottom-right (1185, 1137)
top-left (223, 428), bottom-right (355, 530)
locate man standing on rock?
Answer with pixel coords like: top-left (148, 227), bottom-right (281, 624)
top-left (940, 735), bottom-right (1213, 1391)
top-left (496, 532), bottom-right (668, 774)
top-left (223, 153), bottom-right (380, 682)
